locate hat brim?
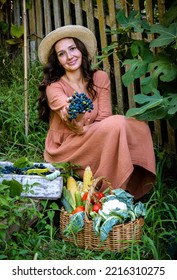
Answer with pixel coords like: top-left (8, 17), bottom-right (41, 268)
top-left (38, 25), bottom-right (97, 65)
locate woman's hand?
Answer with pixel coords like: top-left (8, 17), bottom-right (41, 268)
top-left (59, 103), bottom-right (85, 135)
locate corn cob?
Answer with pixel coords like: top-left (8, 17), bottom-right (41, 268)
top-left (82, 166), bottom-right (93, 192)
top-left (67, 176), bottom-right (78, 207)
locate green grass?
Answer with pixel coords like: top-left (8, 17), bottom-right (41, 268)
top-left (0, 49), bottom-right (177, 260)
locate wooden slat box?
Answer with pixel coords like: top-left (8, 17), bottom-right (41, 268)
top-left (0, 161), bottom-right (63, 200)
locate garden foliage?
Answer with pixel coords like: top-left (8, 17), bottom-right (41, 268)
top-left (96, 3), bottom-right (177, 128)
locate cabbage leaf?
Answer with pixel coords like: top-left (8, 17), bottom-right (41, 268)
top-left (63, 212), bottom-right (84, 237)
top-left (100, 216), bottom-right (120, 242)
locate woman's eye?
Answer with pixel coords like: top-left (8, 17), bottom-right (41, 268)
top-left (58, 52), bottom-right (64, 57)
top-left (70, 46), bottom-right (76, 51)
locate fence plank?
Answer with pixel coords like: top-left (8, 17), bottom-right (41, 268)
top-left (96, 0), bottom-right (110, 74)
top-left (43, 0), bottom-right (52, 34)
top-left (35, 0), bottom-right (43, 47)
top-left (167, 123), bottom-right (176, 153)
top-left (157, 0), bottom-right (166, 23)
top-left (28, 0), bottom-right (36, 37)
top-left (28, 0), bottom-right (37, 61)
top-left (13, 0), bottom-right (21, 26)
top-left (74, 0), bottom-right (83, 25)
top-left (63, 0), bottom-right (72, 25)
top-left (53, 0), bottom-right (62, 28)
top-left (84, 0), bottom-right (95, 34)
top-left (108, 0), bottom-right (124, 113)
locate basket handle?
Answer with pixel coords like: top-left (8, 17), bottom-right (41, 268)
top-left (85, 176), bottom-right (112, 222)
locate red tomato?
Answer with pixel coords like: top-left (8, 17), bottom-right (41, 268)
top-left (72, 206), bottom-right (85, 214)
top-left (93, 192), bottom-right (105, 202)
top-left (92, 203), bottom-right (101, 213)
top-left (82, 192), bottom-right (89, 201)
top-left (82, 192), bottom-right (94, 204)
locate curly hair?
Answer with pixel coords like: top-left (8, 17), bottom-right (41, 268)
top-left (38, 37), bottom-right (97, 123)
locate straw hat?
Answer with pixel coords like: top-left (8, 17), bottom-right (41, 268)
top-left (38, 25), bottom-right (97, 65)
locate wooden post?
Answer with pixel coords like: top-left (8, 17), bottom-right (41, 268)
top-left (23, 0), bottom-right (28, 137)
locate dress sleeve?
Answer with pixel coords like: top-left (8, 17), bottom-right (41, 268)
top-left (94, 71), bottom-right (112, 122)
top-left (46, 82), bottom-right (68, 111)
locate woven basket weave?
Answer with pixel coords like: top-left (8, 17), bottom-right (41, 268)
top-left (59, 176), bottom-right (144, 251)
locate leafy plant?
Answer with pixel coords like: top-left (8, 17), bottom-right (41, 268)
top-left (0, 180), bottom-right (41, 243)
top-left (96, 3), bottom-right (177, 128)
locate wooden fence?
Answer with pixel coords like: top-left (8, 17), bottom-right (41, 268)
top-left (0, 0), bottom-right (176, 153)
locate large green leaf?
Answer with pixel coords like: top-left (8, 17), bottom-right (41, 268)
top-left (148, 55), bottom-right (177, 82)
top-left (167, 94), bottom-right (177, 115)
top-left (126, 92), bottom-right (177, 123)
top-left (122, 59), bottom-right (148, 86)
top-left (100, 216), bottom-right (120, 242)
top-left (116, 10), bottom-right (150, 33)
top-left (13, 156), bottom-right (33, 168)
top-left (2, 179), bottom-right (23, 197)
top-left (126, 104), bottom-right (168, 121)
top-left (126, 91), bottom-right (166, 119)
top-left (131, 40), bottom-right (153, 61)
top-left (140, 76), bottom-right (158, 94)
top-left (150, 23), bottom-right (177, 47)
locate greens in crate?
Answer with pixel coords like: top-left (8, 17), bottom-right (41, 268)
top-left (63, 189), bottom-right (146, 242)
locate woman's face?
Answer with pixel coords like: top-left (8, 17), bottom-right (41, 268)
top-left (55, 38), bottom-right (82, 72)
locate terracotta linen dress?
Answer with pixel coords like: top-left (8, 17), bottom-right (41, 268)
top-left (44, 70), bottom-right (156, 199)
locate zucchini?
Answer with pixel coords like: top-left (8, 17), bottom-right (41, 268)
top-left (60, 196), bottom-right (74, 213)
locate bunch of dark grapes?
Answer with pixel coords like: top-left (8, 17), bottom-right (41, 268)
top-left (0, 163), bottom-right (47, 175)
top-left (1, 165), bottom-right (24, 175)
top-left (68, 92), bottom-right (94, 120)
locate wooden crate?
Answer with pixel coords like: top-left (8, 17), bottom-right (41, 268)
top-left (0, 161), bottom-right (63, 200)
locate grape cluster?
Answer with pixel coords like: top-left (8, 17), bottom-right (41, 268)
top-left (68, 92), bottom-right (94, 120)
top-left (0, 163), bottom-right (47, 175)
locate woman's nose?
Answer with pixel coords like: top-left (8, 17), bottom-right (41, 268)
top-left (66, 51), bottom-right (73, 59)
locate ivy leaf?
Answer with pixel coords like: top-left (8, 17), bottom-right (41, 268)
top-left (122, 59), bottom-right (148, 86)
top-left (116, 9), bottom-right (150, 33)
top-left (150, 23), bottom-right (177, 47)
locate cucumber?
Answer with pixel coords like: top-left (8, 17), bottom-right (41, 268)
top-left (60, 196), bottom-right (74, 213)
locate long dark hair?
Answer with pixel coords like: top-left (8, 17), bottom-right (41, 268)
top-left (38, 37), bottom-right (97, 123)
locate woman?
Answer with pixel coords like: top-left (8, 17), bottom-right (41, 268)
top-left (38, 25), bottom-right (156, 199)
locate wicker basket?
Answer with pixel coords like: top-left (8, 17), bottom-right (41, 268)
top-left (59, 176), bottom-right (144, 251)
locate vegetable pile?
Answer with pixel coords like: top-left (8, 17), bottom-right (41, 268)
top-left (68, 91), bottom-right (94, 120)
top-left (60, 167), bottom-right (146, 242)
